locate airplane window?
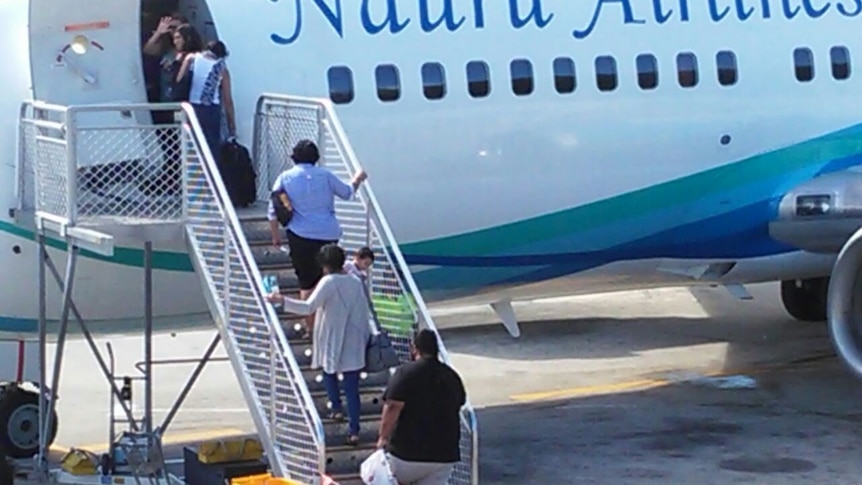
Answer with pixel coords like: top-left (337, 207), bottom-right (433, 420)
top-left (830, 46), bottom-right (850, 81)
top-left (676, 52), bottom-right (699, 88)
top-left (510, 59), bottom-right (534, 96)
top-left (375, 64), bottom-right (401, 102)
top-left (715, 50), bottom-right (738, 86)
top-left (421, 62), bottom-right (447, 100)
top-left (636, 54), bottom-right (658, 90)
top-left (595, 56), bottom-right (618, 92)
top-left (467, 61), bottom-right (491, 98)
top-left (327, 66), bottom-right (354, 104)
top-left (793, 47), bottom-right (815, 82)
top-left (552, 57), bottom-right (576, 94)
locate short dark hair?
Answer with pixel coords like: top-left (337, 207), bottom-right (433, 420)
top-left (170, 12), bottom-right (189, 22)
top-left (317, 244), bottom-right (346, 272)
top-left (207, 40), bottom-right (228, 59)
top-left (355, 246), bottom-right (375, 262)
top-left (414, 329), bottom-right (440, 358)
top-left (291, 139), bottom-right (320, 164)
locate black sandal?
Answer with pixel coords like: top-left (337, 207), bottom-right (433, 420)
top-left (327, 410), bottom-right (344, 422)
top-left (346, 435), bottom-right (360, 447)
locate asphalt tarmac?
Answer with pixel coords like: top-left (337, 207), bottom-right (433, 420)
top-left (15, 282), bottom-right (862, 484)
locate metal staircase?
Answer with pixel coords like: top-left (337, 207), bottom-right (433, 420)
top-left (247, 94), bottom-right (479, 483)
top-left (16, 96), bottom-right (477, 484)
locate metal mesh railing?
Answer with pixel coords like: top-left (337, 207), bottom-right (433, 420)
top-left (180, 113), bottom-right (325, 483)
top-left (254, 94), bottom-right (480, 485)
top-left (75, 117), bottom-right (183, 221)
top-left (18, 102), bottom-right (71, 220)
top-left (18, 103), bottom-right (184, 225)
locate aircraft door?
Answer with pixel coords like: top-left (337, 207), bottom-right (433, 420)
top-left (28, 0), bottom-right (152, 168)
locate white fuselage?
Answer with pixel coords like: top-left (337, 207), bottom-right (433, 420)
top-left (1, 0), bottom-right (858, 331)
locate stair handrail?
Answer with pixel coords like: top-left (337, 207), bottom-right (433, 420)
top-left (255, 93), bottom-right (479, 484)
top-left (177, 103), bottom-right (327, 477)
top-left (319, 119), bottom-right (480, 470)
top-left (323, 112), bottom-right (481, 485)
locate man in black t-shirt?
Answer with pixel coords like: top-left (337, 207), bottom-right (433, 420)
top-left (377, 329), bottom-right (467, 484)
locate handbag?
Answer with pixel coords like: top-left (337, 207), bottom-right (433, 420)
top-left (360, 449), bottom-right (398, 485)
top-left (333, 279), bottom-right (400, 374)
top-left (271, 189), bottom-right (293, 227)
top-left (365, 326), bottom-right (400, 374)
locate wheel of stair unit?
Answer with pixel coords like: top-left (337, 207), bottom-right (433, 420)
top-left (0, 387), bottom-right (58, 459)
top-left (780, 278), bottom-right (828, 322)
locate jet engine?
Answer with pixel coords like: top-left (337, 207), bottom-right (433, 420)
top-left (770, 167), bottom-right (862, 379)
top-left (828, 228), bottom-right (862, 380)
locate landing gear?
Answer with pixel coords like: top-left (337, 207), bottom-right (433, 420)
top-left (0, 385), bottom-right (58, 459)
top-left (780, 277), bottom-right (829, 322)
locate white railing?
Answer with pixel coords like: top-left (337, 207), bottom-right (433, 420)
top-left (253, 94), bottom-right (480, 485)
top-left (17, 101), bottom-right (326, 483)
top-left (179, 107), bottom-right (325, 482)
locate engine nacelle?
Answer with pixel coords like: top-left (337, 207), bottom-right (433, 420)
top-left (828, 226), bottom-right (862, 380)
top-left (769, 169), bottom-right (862, 254)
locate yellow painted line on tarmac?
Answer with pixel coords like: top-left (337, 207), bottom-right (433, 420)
top-left (511, 355), bottom-right (835, 403)
top-left (510, 377), bottom-right (684, 403)
top-left (52, 427), bottom-right (248, 453)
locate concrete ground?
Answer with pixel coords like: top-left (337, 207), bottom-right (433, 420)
top-left (14, 281), bottom-right (862, 484)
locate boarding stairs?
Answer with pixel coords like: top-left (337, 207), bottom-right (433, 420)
top-left (16, 96), bottom-right (478, 485)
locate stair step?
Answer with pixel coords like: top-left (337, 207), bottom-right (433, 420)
top-left (311, 388), bottom-right (385, 416)
top-left (239, 224), bottom-right (279, 243)
top-left (322, 416), bottom-right (380, 444)
top-left (249, 247), bottom-right (294, 269)
top-left (289, 339), bottom-right (313, 366)
top-left (299, 366), bottom-right (392, 393)
top-left (325, 444), bottom-right (377, 477)
top-left (277, 314), bottom-right (308, 340)
top-left (234, 201), bottom-right (269, 220)
top-left (236, 209), bottom-right (270, 224)
top-left (328, 474), bottom-right (363, 485)
top-left (257, 261), bottom-right (297, 273)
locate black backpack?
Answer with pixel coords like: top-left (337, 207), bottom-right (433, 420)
top-left (217, 139), bottom-right (257, 208)
top-left (163, 53), bottom-right (192, 102)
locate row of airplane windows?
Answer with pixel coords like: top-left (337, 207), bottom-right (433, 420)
top-left (326, 46), bottom-right (852, 104)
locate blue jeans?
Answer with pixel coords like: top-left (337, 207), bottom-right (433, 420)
top-left (191, 103), bottom-right (222, 157)
top-left (323, 370), bottom-right (361, 435)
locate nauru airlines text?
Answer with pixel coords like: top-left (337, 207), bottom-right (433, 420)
top-left (269, 0), bottom-right (862, 45)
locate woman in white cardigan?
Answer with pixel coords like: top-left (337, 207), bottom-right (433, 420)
top-left (266, 243), bottom-right (371, 446)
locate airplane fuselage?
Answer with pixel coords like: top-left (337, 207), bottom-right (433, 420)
top-left (1, 0), bottom-right (859, 328)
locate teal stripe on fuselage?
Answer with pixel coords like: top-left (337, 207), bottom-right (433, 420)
top-left (402, 122), bottom-right (862, 258)
top-left (0, 220), bottom-right (194, 272)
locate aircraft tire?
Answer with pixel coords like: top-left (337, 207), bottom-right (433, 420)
top-left (0, 386), bottom-right (57, 459)
top-left (780, 278), bottom-right (828, 322)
